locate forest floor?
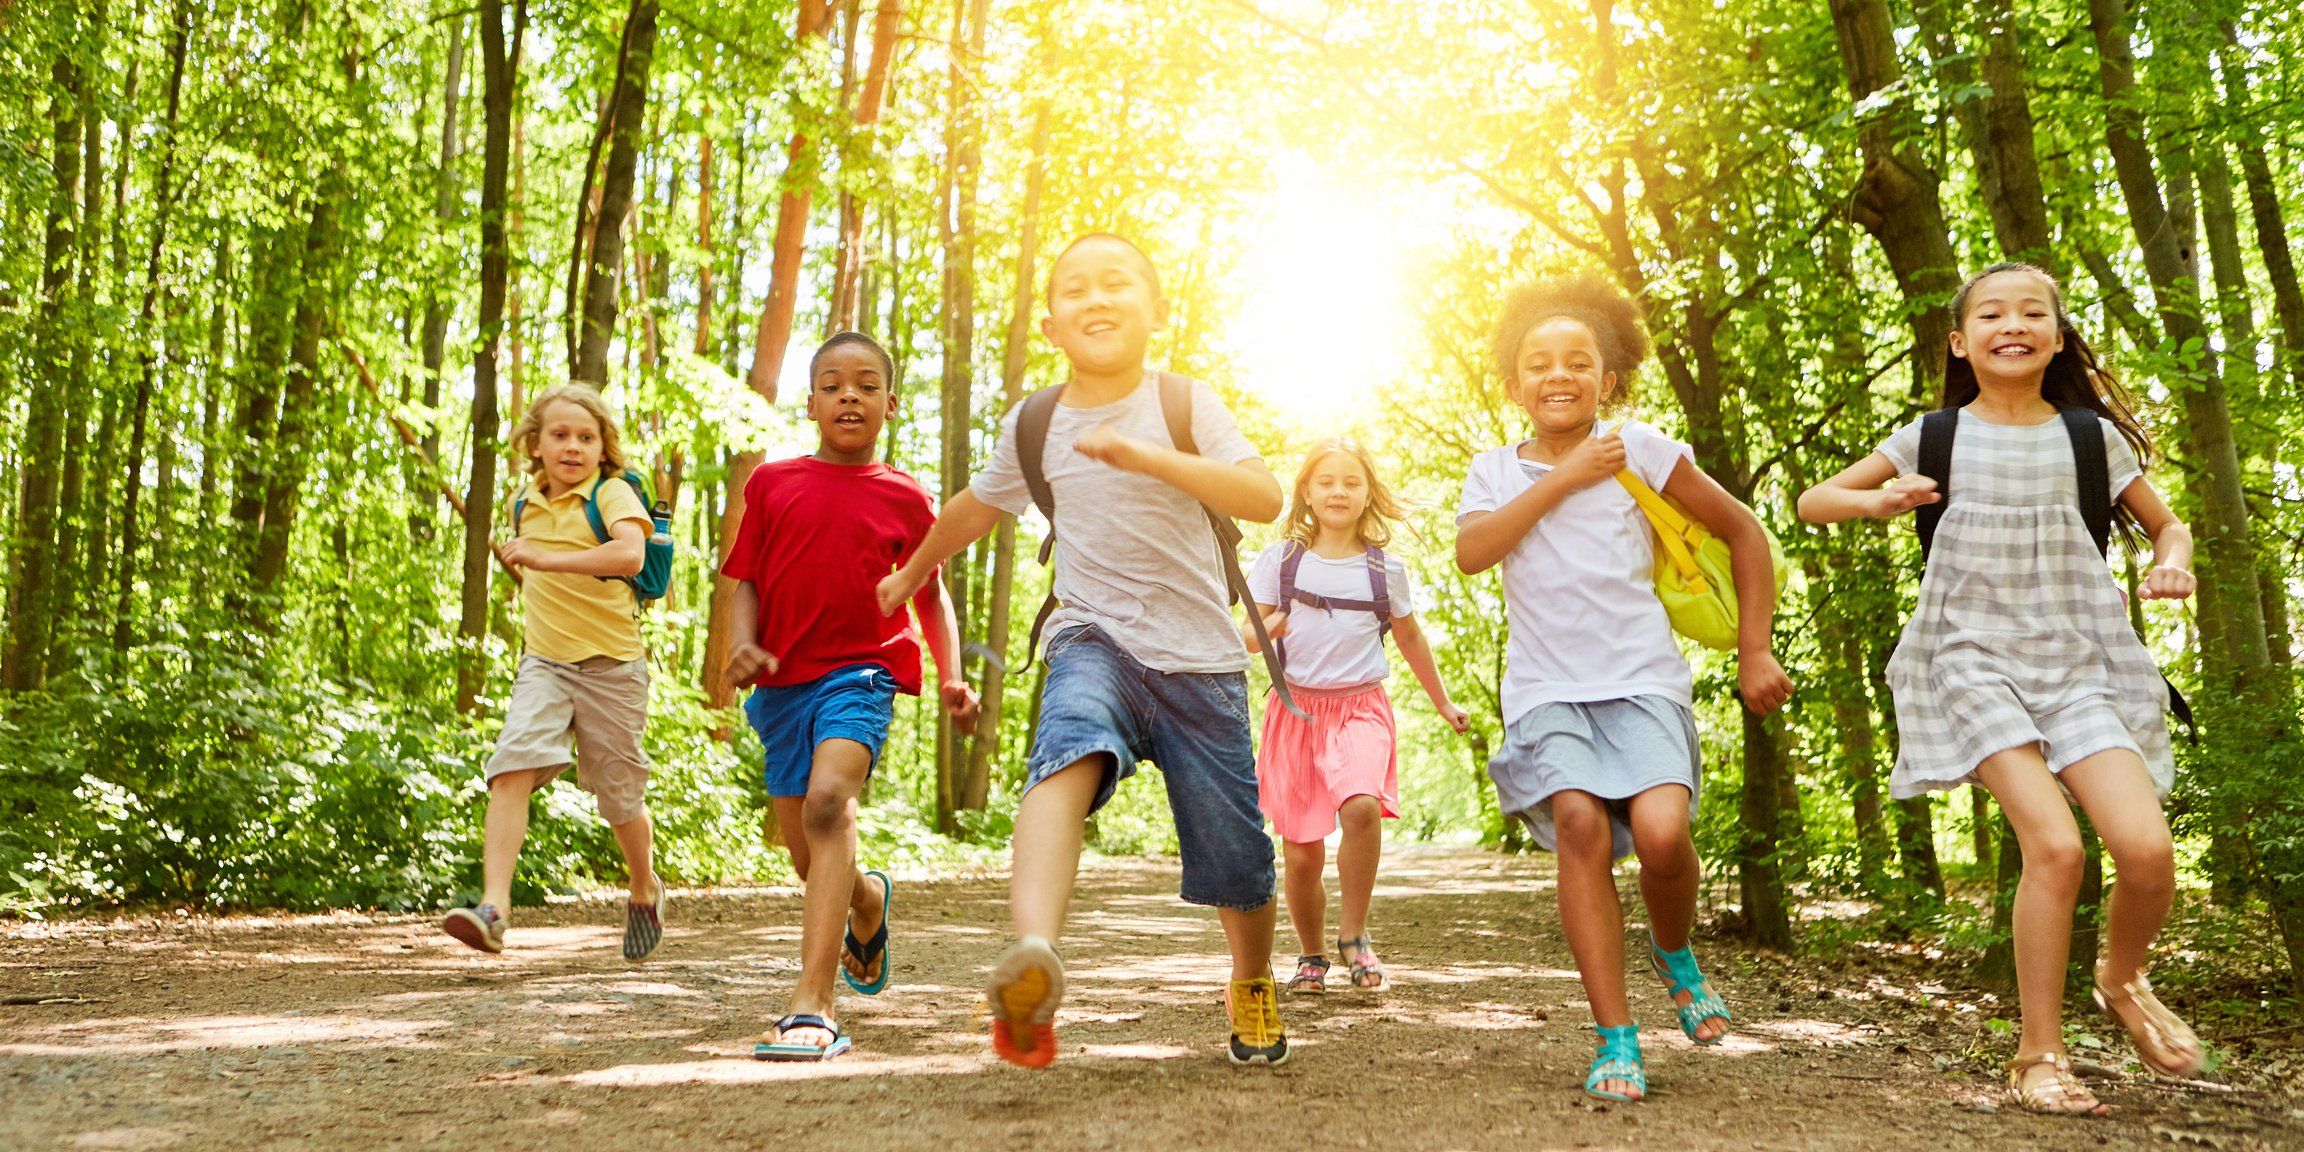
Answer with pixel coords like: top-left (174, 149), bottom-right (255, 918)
top-left (2, 845), bottom-right (2298, 1152)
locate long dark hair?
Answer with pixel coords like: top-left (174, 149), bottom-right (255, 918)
top-left (1944, 262), bottom-right (2152, 545)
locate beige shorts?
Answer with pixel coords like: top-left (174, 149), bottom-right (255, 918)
top-left (486, 654), bottom-right (652, 825)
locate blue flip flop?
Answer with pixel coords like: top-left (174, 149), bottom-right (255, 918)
top-left (842, 869), bottom-right (893, 996)
top-left (754, 1013), bottom-right (851, 1061)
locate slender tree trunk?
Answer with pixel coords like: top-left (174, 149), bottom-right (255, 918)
top-left (112, 0), bottom-right (194, 649)
top-left (3, 55), bottom-right (85, 691)
top-left (251, 191), bottom-right (339, 594)
top-left (959, 103), bottom-right (1049, 812)
top-left (2218, 25), bottom-right (2304, 394)
top-left (743, 2), bottom-right (835, 402)
top-left (461, 0), bottom-right (528, 713)
top-left (420, 14), bottom-right (466, 473)
top-left (573, 0), bottom-right (658, 385)
top-left (693, 129), bottom-right (715, 356)
top-left (1916, 0), bottom-right (2053, 266)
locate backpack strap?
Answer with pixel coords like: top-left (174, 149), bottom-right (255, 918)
top-left (584, 473), bottom-right (615, 544)
top-left (2058, 405), bottom-right (2113, 560)
top-left (1916, 407), bottom-right (1960, 562)
top-left (1017, 385), bottom-right (1068, 663)
top-left (1366, 544), bottom-right (1393, 639)
top-left (1274, 540), bottom-right (1305, 672)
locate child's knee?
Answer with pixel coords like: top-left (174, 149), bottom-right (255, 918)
top-left (2109, 833), bottom-right (2175, 892)
top-left (800, 789), bottom-right (855, 837)
top-left (1339, 795), bottom-right (1382, 833)
top-left (2021, 830), bottom-right (2087, 888)
top-left (1551, 796), bottom-right (1611, 850)
top-left (488, 768), bottom-right (541, 797)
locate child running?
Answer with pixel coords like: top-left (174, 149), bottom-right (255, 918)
top-left (1798, 263), bottom-right (2201, 1115)
top-left (1455, 275), bottom-right (1793, 1102)
top-left (877, 233), bottom-right (1292, 1067)
top-left (445, 383), bottom-right (666, 961)
top-left (723, 332), bottom-right (978, 1061)
top-left (1243, 438), bottom-right (1469, 995)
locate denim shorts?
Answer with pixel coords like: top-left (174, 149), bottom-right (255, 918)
top-left (743, 664), bottom-right (900, 798)
top-left (1025, 625), bottom-right (1273, 911)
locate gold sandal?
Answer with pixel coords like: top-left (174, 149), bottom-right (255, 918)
top-left (2094, 974), bottom-right (2204, 1078)
top-left (2006, 1051), bottom-right (2108, 1116)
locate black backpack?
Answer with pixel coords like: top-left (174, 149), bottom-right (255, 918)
top-left (1015, 372), bottom-right (1305, 718)
top-left (1273, 539), bottom-right (1393, 675)
top-left (1915, 405), bottom-right (2194, 742)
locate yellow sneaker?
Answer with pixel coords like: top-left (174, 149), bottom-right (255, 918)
top-left (1226, 976), bottom-right (1288, 1066)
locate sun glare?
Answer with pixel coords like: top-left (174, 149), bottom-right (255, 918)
top-left (1226, 162), bottom-right (1421, 428)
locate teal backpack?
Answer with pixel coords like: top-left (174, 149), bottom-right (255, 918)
top-left (513, 468), bottom-right (676, 603)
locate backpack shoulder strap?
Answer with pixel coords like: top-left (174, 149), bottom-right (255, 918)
top-left (1017, 384), bottom-right (1066, 566)
top-left (1277, 540), bottom-right (1304, 614)
top-left (1916, 407), bottom-right (1960, 561)
top-left (1157, 371), bottom-right (1196, 455)
top-left (1366, 544), bottom-right (1393, 638)
top-left (2059, 405), bottom-right (2113, 559)
top-left (584, 472), bottom-right (614, 544)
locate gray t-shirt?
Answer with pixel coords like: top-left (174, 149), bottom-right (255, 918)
top-left (974, 372), bottom-right (1264, 673)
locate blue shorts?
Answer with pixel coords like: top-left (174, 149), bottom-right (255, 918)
top-left (1025, 626), bottom-right (1272, 911)
top-left (743, 664), bottom-right (900, 798)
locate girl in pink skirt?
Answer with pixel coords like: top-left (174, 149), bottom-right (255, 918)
top-left (1243, 439), bottom-right (1470, 994)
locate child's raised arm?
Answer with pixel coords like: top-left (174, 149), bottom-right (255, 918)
top-left (878, 488), bottom-right (1004, 616)
top-left (910, 570), bottom-right (981, 732)
top-left (500, 518), bottom-right (646, 578)
top-left (1456, 432), bottom-right (1624, 574)
top-left (1072, 423), bottom-right (1284, 523)
top-left (1796, 452), bottom-right (1940, 525)
top-left (1662, 457), bottom-right (1794, 716)
top-left (2120, 478), bottom-right (2197, 602)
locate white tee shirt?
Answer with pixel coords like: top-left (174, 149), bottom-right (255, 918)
top-left (973, 372), bottom-right (1264, 674)
top-left (1246, 543), bottom-right (1420, 689)
top-left (1455, 420), bottom-right (1694, 724)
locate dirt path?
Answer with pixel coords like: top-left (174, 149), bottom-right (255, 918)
top-left (2, 846), bottom-right (2293, 1151)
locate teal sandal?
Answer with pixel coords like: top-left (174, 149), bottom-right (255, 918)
top-left (1649, 935), bottom-right (1730, 1045)
top-left (1585, 1024), bottom-right (1646, 1101)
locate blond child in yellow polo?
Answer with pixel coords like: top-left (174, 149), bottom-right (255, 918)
top-left (442, 383), bottom-right (666, 961)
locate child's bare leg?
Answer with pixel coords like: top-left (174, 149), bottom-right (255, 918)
top-left (1628, 785), bottom-right (1719, 1041)
top-left (610, 811), bottom-right (657, 904)
top-left (1554, 790), bottom-right (1636, 1099)
top-left (1282, 838), bottom-right (1327, 956)
top-left (1218, 901), bottom-right (1277, 982)
top-left (774, 796), bottom-right (810, 880)
top-left (1976, 747), bottom-right (2086, 1065)
top-left (481, 769), bottom-right (540, 913)
top-left (780, 739), bottom-right (875, 1047)
top-left (1010, 757), bottom-right (1102, 942)
top-left (2061, 750), bottom-right (2175, 984)
top-left (1336, 795), bottom-right (1383, 943)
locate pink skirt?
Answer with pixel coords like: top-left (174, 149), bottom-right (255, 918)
top-left (1258, 682), bottom-right (1400, 844)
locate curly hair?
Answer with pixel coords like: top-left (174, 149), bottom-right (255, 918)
top-left (1490, 273), bottom-right (1650, 408)
top-left (1281, 437), bottom-right (1414, 550)
top-left (510, 383), bottom-right (631, 480)
top-left (810, 330), bottom-right (897, 390)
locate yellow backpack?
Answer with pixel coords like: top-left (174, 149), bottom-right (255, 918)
top-left (1613, 469), bottom-right (1786, 651)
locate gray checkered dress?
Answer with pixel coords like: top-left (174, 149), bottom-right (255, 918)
top-left (1877, 411), bottom-right (2175, 798)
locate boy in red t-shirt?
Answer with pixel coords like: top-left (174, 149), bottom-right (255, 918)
top-left (722, 331), bottom-right (979, 1060)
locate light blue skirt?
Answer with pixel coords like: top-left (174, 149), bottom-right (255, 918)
top-left (1487, 695), bottom-right (1702, 861)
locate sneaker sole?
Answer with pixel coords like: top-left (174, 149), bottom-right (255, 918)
top-left (443, 910), bottom-right (501, 954)
top-left (624, 880), bottom-right (667, 962)
top-left (987, 940), bottom-right (1064, 1067)
top-left (1229, 1043), bottom-right (1290, 1067)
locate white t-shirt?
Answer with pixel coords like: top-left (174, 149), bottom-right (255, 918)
top-left (973, 372), bottom-right (1264, 674)
top-left (1455, 420), bottom-right (1694, 724)
top-left (1246, 543), bottom-right (1420, 689)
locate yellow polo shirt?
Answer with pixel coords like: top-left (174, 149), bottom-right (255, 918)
top-left (513, 471), bottom-right (648, 662)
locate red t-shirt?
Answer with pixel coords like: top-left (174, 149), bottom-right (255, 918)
top-left (720, 456), bottom-right (938, 694)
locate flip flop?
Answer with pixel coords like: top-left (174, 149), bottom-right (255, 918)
top-left (842, 869), bottom-right (893, 996)
top-left (754, 1013), bottom-right (852, 1061)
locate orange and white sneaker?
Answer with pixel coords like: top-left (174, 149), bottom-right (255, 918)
top-left (1227, 975), bottom-right (1288, 1066)
top-left (987, 936), bottom-right (1064, 1068)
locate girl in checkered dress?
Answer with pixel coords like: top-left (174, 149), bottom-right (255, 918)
top-left (1799, 264), bottom-right (2203, 1116)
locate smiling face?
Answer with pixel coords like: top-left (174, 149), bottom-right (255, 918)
top-left (1040, 237), bottom-right (1168, 380)
top-left (1508, 316), bottom-right (1616, 436)
top-left (531, 398), bottom-right (606, 496)
top-left (1949, 268), bottom-right (2065, 385)
top-left (805, 340), bottom-right (895, 462)
top-left (1300, 449), bottom-right (1372, 539)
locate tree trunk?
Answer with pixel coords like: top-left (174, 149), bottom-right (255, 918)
top-left (743, 2), bottom-right (836, 403)
top-left (1916, 0), bottom-right (2053, 266)
top-left (573, 0), bottom-right (659, 386)
top-left (419, 14), bottom-right (466, 472)
top-left (251, 191), bottom-right (339, 594)
top-left (693, 130), bottom-right (715, 356)
top-left (461, 0), bottom-right (527, 713)
top-left (1738, 709), bottom-right (1793, 950)
top-left (2218, 24), bottom-right (2304, 394)
top-left (959, 102), bottom-right (1049, 813)
top-left (3, 55), bottom-right (85, 692)
top-left (112, 0), bottom-right (195, 650)
top-left (1828, 0), bottom-right (1961, 401)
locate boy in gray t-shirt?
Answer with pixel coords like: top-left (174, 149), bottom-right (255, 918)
top-left (878, 234), bottom-right (1290, 1068)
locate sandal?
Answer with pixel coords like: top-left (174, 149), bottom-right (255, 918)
top-left (1336, 935), bottom-right (1388, 992)
top-left (842, 869), bottom-right (893, 996)
top-left (1584, 1024), bottom-right (1645, 1101)
top-left (1648, 935), bottom-right (1729, 1045)
top-left (755, 1013), bottom-right (852, 1061)
top-left (1287, 954), bottom-right (1330, 994)
top-left (2006, 1051), bottom-right (2108, 1115)
top-left (2094, 973), bottom-right (2204, 1078)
